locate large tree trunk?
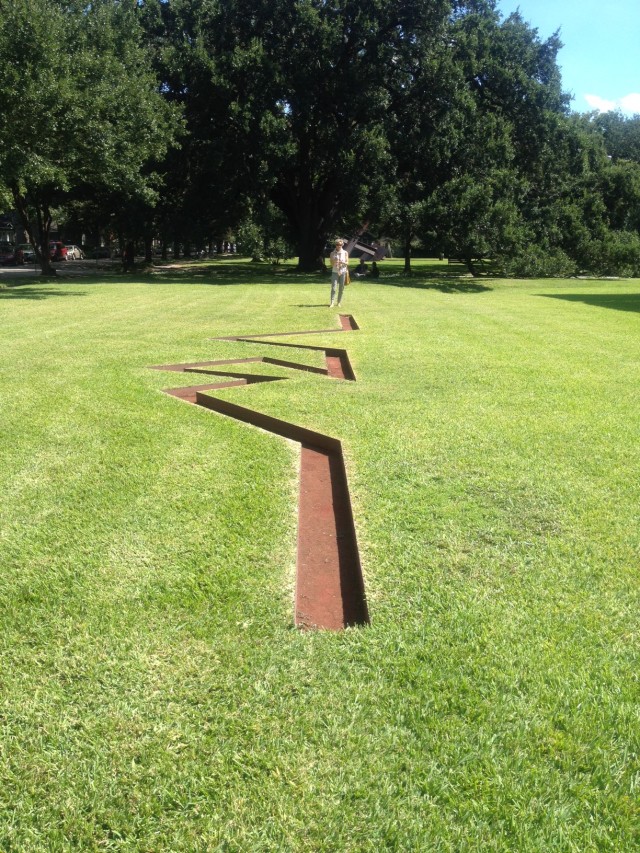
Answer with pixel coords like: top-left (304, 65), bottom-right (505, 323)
top-left (297, 227), bottom-right (327, 272)
top-left (464, 255), bottom-right (480, 277)
top-left (273, 176), bottom-right (333, 272)
top-left (403, 235), bottom-right (412, 275)
top-left (293, 194), bottom-right (327, 271)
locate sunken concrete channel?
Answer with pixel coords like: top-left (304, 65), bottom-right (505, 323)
top-left (149, 315), bottom-right (369, 630)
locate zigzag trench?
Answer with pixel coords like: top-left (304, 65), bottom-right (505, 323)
top-left (149, 314), bottom-right (368, 631)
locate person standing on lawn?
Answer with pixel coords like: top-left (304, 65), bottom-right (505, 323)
top-left (329, 238), bottom-right (349, 307)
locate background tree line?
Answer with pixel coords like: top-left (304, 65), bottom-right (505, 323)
top-left (1, 0), bottom-right (639, 277)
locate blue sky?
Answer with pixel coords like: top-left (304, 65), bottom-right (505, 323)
top-left (496, 0), bottom-right (640, 115)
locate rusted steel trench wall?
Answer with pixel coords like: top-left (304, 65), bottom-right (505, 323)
top-left (149, 315), bottom-right (368, 630)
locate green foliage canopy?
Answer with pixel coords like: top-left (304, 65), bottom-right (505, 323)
top-left (0, 0), bottom-right (179, 273)
top-left (1, 0), bottom-right (639, 277)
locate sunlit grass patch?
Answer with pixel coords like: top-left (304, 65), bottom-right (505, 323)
top-left (1, 265), bottom-right (638, 850)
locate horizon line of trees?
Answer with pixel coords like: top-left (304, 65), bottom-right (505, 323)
top-left (1, 0), bottom-right (640, 277)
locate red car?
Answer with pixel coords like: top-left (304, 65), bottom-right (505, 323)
top-left (49, 241), bottom-right (68, 261)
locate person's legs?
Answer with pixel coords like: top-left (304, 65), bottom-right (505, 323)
top-left (337, 272), bottom-right (345, 305)
top-left (330, 271), bottom-right (339, 305)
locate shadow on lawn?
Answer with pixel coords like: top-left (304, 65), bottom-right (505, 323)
top-left (369, 260), bottom-right (495, 292)
top-left (147, 262), bottom-right (322, 286)
top-left (1, 260), bottom-right (497, 293)
top-left (0, 285), bottom-right (87, 300)
top-left (542, 293), bottom-right (640, 314)
top-left (376, 276), bottom-right (493, 293)
top-left (143, 266), bottom-right (496, 293)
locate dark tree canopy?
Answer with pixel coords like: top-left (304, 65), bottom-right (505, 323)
top-left (0, 0), bottom-right (179, 274)
top-left (1, 0), bottom-right (639, 277)
top-left (140, 0), bottom-right (583, 272)
top-left (140, 0), bottom-right (455, 269)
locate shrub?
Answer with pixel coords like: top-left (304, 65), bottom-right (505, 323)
top-left (498, 245), bottom-right (577, 278)
top-left (579, 231), bottom-right (640, 277)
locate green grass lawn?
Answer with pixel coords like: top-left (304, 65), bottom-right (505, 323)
top-left (1, 259), bottom-right (638, 851)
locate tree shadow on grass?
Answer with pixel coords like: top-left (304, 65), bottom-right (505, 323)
top-left (542, 293), bottom-right (640, 314)
top-left (1, 262), bottom-right (319, 290)
top-left (146, 265), bottom-right (496, 292)
top-left (0, 286), bottom-right (87, 300)
top-left (2, 261), bottom-right (497, 294)
top-left (146, 263), bottom-right (322, 287)
top-left (376, 276), bottom-right (493, 293)
top-left (370, 260), bottom-right (495, 292)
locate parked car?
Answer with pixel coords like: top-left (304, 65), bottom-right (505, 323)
top-left (87, 247), bottom-right (113, 259)
top-left (17, 243), bottom-right (36, 262)
top-left (49, 241), bottom-right (68, 261)
top-left (0, 244), bottom-right (24, 265)
top-left (66, 244), bottom-right (84, 260)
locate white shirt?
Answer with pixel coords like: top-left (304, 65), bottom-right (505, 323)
top-left (330, 247), bottom-right (349, 273)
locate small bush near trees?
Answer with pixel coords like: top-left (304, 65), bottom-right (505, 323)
top-left (498, 246), bottom-right (578, 278)
top-left (579, 231), bottom-right (640, 277)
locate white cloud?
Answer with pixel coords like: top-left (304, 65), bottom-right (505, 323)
top-left (584, 92), bottom-right (640, 115)
top-left (584, 94), bottom-right (616, 112)
top-left (619, 93), bottom-right (640, 114)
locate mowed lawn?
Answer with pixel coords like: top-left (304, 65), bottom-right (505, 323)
top-left (0, 259), bottom-right (638, 851)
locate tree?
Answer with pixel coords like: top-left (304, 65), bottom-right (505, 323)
top-left (420, 7), bottom-right (574, 274)
top-left (138, 0), bottom-right (257, 257)
top-left (139, 1), bottom-right (588, 275)
top-left (0, 0), bottom-right (179, 275)
top-left (379, 14), bottom-right (469, 273)
top-left (142, 0), bottom-right (453, 271)
top-left (572, 113), bottom-right (640, 276)
top-left (593, 111), bottom-right (640, 163)
top-left (600, 159), bottom-right (640, 234)
top-left (237, 202), bottom-right (295, 264)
